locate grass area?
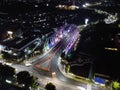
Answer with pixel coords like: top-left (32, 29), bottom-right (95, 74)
top-left (0, 54), bottom-right (3, 59)
top-left (66, 72), bottom-right (94, 84)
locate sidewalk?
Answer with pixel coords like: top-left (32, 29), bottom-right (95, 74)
top-left (57, 57), bottom-right (92, 84)
top-left (57, 57), bottom-right (112, 90)
top-left (24, 45), bottom-right (55, 65)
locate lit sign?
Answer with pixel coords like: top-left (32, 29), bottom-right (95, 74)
top-left (95, 77), bottom-right (106, 84)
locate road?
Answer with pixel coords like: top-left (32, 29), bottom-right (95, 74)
top-left (33, 25), bottom-right (106, 90)
top-left (12, 25), bottom-right (109, 90)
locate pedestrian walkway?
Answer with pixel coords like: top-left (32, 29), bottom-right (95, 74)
top-left (24, 45), bottom-right (55, 65)
top-left (57, 57), bottom-right (112, 90)
top-left (57, 57), bottom-right (92, 84)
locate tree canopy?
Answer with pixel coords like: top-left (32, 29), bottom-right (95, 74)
top-left (17, 71), bottom-right (39, 89)
top-left (0, 63), bottom-right (15, 81)
top-left (17, 71), bottom-right (31, 84)
top-left (45, 82), bottom-right (56, 90)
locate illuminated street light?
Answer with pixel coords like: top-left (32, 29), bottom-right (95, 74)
top-left (8, 31), bottom-right (13, 34)
top-left (34, 5), bottom-right (38, 7)
top-left (46, 4), bottom-right (49, 6)
top-left (52, 72), bottom-right (56, 78)
top-left (85, 18), bottom-right (89, 25)
top-left (6, 79), bottom-right (12, 84)
top-left (0, 45), bottom-right (3, 52)
top-left (82, 3), bottom-right (90, 8)
top-left (82, 4), bottom-right (86, 8)
top-left (7, 31), bottom-right (13, 38)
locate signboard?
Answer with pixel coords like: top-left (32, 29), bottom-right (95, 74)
top-left (95, 77), bottom-right (106, 84)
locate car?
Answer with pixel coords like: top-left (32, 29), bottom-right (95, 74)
top-left (25, 63), bottom-right (32, 67)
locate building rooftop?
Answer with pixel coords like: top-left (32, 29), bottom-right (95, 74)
top-left (1, 36), bottom-right (38, 51)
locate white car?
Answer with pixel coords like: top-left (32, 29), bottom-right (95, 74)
top-left (6, 62), bottom-right (12, 66)
top-left (25, 63), bottom-right (32, 67)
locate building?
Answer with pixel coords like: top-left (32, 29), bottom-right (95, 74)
top-left (0, 36), bottom-right (42, 60)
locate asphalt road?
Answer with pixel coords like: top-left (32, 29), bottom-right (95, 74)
top-left (12, 25), bottom-right (109, 90)
top-left (33, 26), bottom-right (91, 90)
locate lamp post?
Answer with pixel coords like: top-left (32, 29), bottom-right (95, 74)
top-left (7, 31), bottom-right (13, 38)
top-left (85, 18), bottom-right (89, 25)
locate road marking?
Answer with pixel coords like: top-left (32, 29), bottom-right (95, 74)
top-left (34, 41), bottom-right (64, 71)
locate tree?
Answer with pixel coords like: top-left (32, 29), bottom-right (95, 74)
top-left (61, 52), bottom-right (66, 60)
top-left (17, 71), bottom-right (30, 84)
top-left (17, 71), bottom-right (39, 90)
top-left (0, 63), bottom-right (15, 81)
top-left (30, 77), bottom-right (39, 89)
top-left (17, 71), bottom-right (31, 89)
top-left (45, 82), bottom-right (56, 90)
top-left (112, 81), bottom-right (120, 90)
top-left (1, 52), bottom-right (10, 60)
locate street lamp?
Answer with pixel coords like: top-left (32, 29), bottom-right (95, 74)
top-left (0, 45), bottom-right (3, 53)
top-left (7, 31), bottom-right (13, 38)
top-left (52, 72), bottom-right (56, 78)
top-left (85, 18), bottom-right (89, 25)
top-left (6, 79), bottom-right (12, 84)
